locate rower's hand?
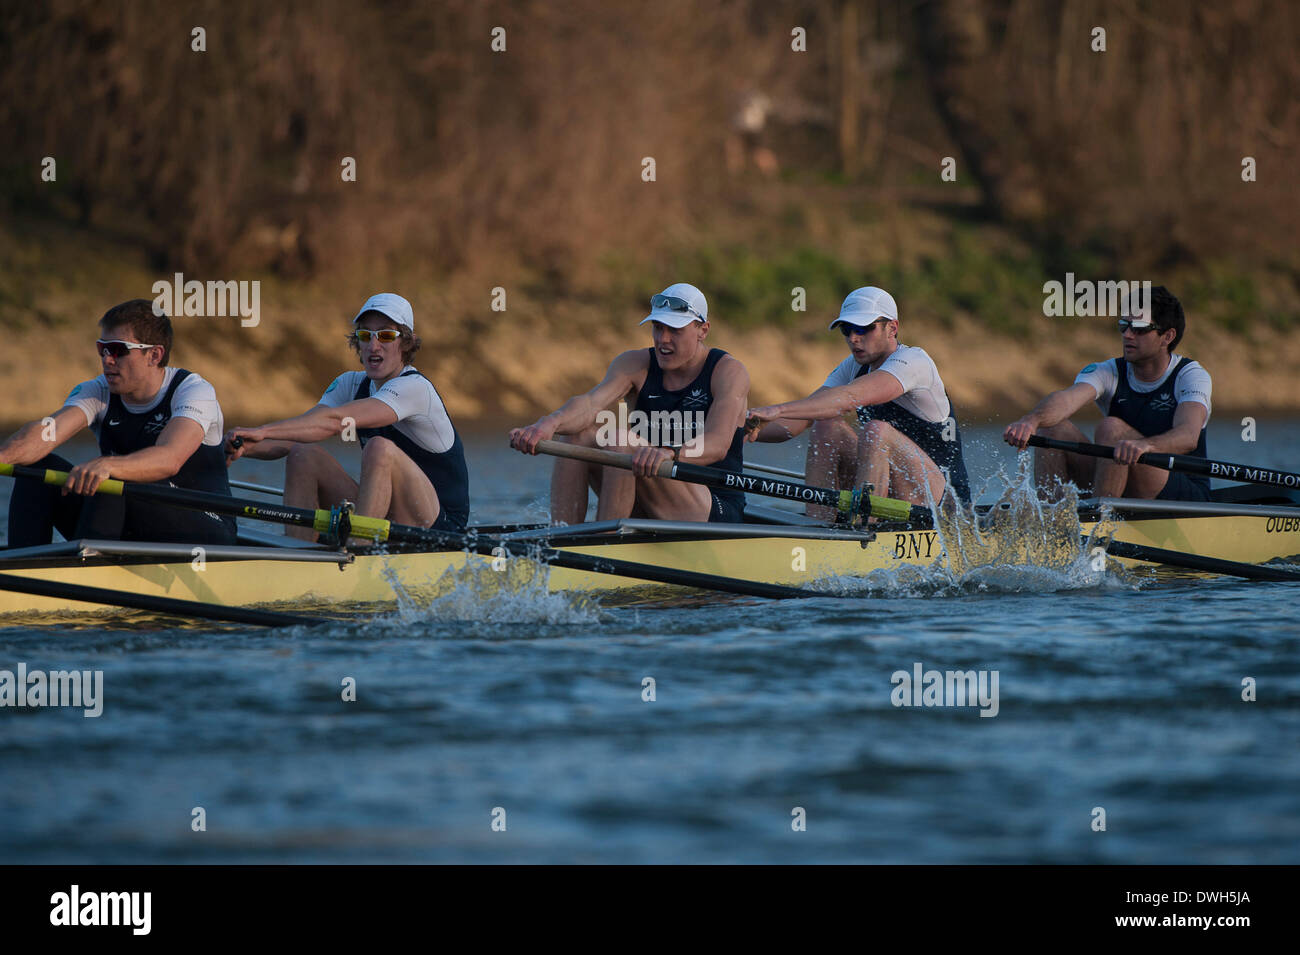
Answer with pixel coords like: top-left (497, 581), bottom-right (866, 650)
top-left (630, 445), bottom-right (674, 477)
top-left (224, 428), bottom-right (260, 463)
top-left (64, 456), bottom-right (114, 496)
top-left (744, 408), bottom-right (779, 443)
top-left (1003, 417), bottom-right (1038, 450)
top-left (1112, 438), bottom-right (1154, 466)
top-left (509, 419), bottom-right (556, 455)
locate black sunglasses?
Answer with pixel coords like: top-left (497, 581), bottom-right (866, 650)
top-left (1117, 319), bottom-right (1159, 333)
top-left (838, 320), bottom-right (886, 337)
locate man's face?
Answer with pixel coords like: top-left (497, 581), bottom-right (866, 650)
top-left (97, 324), bottom-right (161, 395)
top-left (840, 318), bottom-right (896, 364)
top-left (651, 320), bottom-right (708, 371)
top-left (1119, 318), bottom-right (1174, 362)
top-left (355, 313), bottom-right (407, 380)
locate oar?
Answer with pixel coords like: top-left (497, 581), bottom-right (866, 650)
top-left (0, 463), bottom-right (822, 600)
top-left (531, 440), bottom-right (930, 525)
top-left (229, 478), bottom-right (284, 496)
top-left (0, 572), bottom-right (323, 627)
top-left (745, 461), bottom-right (806, 480)
top-left (1094, 539), bottom-right (1300, 582)
top-left (1027, 435), bottom-right (1300, 491)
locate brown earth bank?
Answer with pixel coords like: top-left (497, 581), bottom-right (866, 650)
top-left (3, 213), bottom-right (1298, 434)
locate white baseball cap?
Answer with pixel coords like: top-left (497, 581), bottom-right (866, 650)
top-left (353, 292), bottom-right (414, 332)
top-left (829, 286), bottom-right (898, 330)
top-left (639, 283), bottom-right (709, 328)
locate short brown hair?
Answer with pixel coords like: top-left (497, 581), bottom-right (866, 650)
top-left (99, 299), bottom-right (174, 366)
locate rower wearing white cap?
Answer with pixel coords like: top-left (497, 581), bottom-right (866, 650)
top-left (226, 292), bottom-right (470, 538)
top-left (1003, 285), bottom-right (1211, 501)
top-left (747, 286), bottom-right (970, 514)
top-left (510, 283), bottom-right (750, 524)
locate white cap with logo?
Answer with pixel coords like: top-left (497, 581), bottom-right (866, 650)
top-left (353, 292), bottom-right (414, 332)
top-left (828, 286), bottom-right (898, 330)
top-left (640, 283), bottom-right (709, 328)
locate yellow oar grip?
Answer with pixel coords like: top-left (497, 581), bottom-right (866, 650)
top-left (868, 495), bottom-right (913, 522)
top-left (0, 462), bottom-right (125, 496)
top-left (348, 515), bottom-right (390, 542)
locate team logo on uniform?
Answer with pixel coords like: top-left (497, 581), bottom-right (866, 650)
top-left (143, 410), bottom-right (170, 435)
top-left (1150, 392), bottom-right (1176, 413)
top-left (681, 387), bottom-right (711, 409)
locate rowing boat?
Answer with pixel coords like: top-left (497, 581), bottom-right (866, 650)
top-left (2, 487), bottom-right (1297, 621)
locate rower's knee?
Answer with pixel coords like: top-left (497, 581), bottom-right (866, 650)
top-left (810, 417), bottom-right (857, 452)
top-left (560, 426), bottom-right (600, 448)
top-left (360, 436), bottom-right (400, 468)
top-left (1094, 416), bottom-right (1135, 443)
top-left (858, 419), bottom-right (898, 450)
top-left (285, 442), bottom-right (331, 476)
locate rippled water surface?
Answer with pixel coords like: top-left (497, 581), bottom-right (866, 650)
top-left (2, 424), bottom-right (1298, 863)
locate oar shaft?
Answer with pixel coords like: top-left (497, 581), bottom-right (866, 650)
top-left (1027, 436), bottom-right (1300, 490)
top-left (532, 440), bottom-right (925, 523)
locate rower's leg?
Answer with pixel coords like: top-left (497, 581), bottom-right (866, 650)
top-left (550, 428), bottom-right (601, 525)
top-left (283, 443), bottom-right (358, 541)
top-left (627, 472), bottom-right (712, 521)
top-left (1033, 421), bottom-right (1095, 497)
top-left (357, 436), bottom-right (439, 529)
top-left (855, 420), bottom-right (946, 506)
top-left (1093, 416), bottom-right (1170, 499)
top-left (804, 417), bottom-right (859, 521)
top-left (5, 453), bottom-right (82, 546)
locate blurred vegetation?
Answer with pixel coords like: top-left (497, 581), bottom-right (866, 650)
top-left (0, 0), bottom-right (1296, 341)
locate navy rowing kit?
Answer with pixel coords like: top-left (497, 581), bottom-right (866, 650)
top-left (349, 369), bottom-right (470, 532)
top-left (1107, 356), bottom-right (1211, 501)
top-left (852, 361), bottom-right (972, 503)
top-left (6, 369), bottom-right (237, 548)
top-left (632, 347), bottom-right (746, 522)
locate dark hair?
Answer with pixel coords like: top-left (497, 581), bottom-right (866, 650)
top-left (98, 299), bottom-right (173, 366)
top-left (347, 314), bottom-right (422, 365)
top-left (1149, 285), bottom-right (1185, 352)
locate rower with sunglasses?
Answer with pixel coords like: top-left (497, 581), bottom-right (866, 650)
top-left (510, 283), bottom-right (750, 524)
top-left (746, 286), bottom-right (971, 515)
top-left (225, 293), bottom-right (470, 539)
top-left (1003, 285), bottom-right (1212, 501)
top-left (0, 299), bottom-right (237, 547)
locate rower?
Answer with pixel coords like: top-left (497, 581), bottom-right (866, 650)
top-left (1003, 285), bottom-right (1211, 501)
top-left (746, 286), bottom-right (971, 514)
top-left (509, 283), bottom-right (750, 523)
top-left (225, 293), bottom-right (470, 539)
top-left (0, 299), bottom-right (236, 547)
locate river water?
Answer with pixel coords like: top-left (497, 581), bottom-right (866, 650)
top-left (1, 422), bottom-right (1298, 863)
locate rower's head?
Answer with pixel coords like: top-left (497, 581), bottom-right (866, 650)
top-left (640, 283), bottom-right (709, 370)
top-left (96, 299), bottom-right (170, 394)
top-left (830, 287), bottom-right (898, 364)
top-left (348, 292), bottom-right (421, 380)
top-left (1119, 285), bottom-right (1183, 361)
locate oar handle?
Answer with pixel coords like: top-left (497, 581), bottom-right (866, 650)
top-left (1025, 435), bottom-right (1300, 490)
top-left (530, 438), bottom-right (925, 524)
top-left (533, 439), bottom-right (673, 476)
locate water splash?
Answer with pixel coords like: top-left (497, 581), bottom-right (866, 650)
top-left (815, 458), bottom-right (1135, 597)
top-left (375, 549), bottom-right (604, 629)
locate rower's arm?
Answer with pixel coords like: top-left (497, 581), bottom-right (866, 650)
top-left (93, 417), bottom-right (206, 483)
top-left (750, 388), bottom-right (829, 441)
top-left (762, 371), bottom-right (903, 422)
top-left (232, 399), bottom-right (397, 448)
top-left (1140, 400), bottom-right (1209, 455)
top-left (0, 406), bottom-right (88, 466)
top-left (1003, 382), bottom-right (1099, 449)
top-left (511, 350), bottom-right (646, 452)
top-left (683, 356), bottom-right (750, 465)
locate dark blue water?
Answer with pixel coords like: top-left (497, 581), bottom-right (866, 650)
top-left (2, 423), bottom-right (1298, 862)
